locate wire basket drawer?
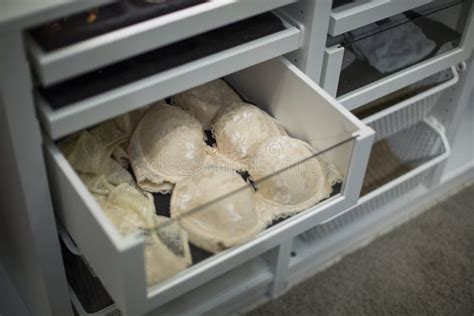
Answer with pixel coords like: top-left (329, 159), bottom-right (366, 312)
top-left (361, 66), bottom-right (458, 142)
top-left (301, 118), bottom-right (450, 241)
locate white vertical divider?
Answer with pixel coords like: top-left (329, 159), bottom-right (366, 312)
top-left (269, 239), bottom-right (293, 298)
top-left (280, 0), bottom-right (332, 84)
top-left (118, 236), bottom-right (148, 315)
top-left (321, 45), bottom-right (345, 97)
top-left (430, 56), bottom-right (474, 187)
top-left (0, 31), bottom-right (72, 315)
top-left (342, 129), bottom-right (375, 204)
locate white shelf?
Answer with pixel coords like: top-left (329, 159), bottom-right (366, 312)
top-left (329, 0), bottom-right (431, 36)
top-left (154, 257), bottom-right (272, 316)
top-left (338, 48), bottom-right (471, 111)
top-left (27, 0), bottom-right (296, 85)
top-left (37, 22), bottom-right (302, 140)
top-left (330, 1), bottom-right (474, 110)
top-left (0, 0), bottom-right (109, 32)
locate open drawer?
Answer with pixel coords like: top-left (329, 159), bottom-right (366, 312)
top-left (26, 0), bottom-right (296, 86)
top-left (34, 12), bottom-right (302, 140)
top-left (43, 57), bottom-right (373, 315)
top-left (322, 0), bottom-right (473, 110)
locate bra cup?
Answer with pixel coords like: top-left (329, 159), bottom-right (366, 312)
top-left (128, 103), bottom-right (208, 192)
top-left (146, 126), bottom-right (206, 178)
top-left (174, 79), bottom-right (242, 130)
top-left (250, 136), bottom-right (337, 219)
top-left (212, 102), bottom-right (287, 166)
top-left (170, 169), bottom-right (265, 253)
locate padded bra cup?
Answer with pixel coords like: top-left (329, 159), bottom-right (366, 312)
top-left (250, 136), bottom-right (341, 219)
top-left (212, 102), bottom-right (287, 168)
top-left (173, 79), bottom-right (242, 130)
top-left (128, 102), bottom-right (211, 192)
top-left (170, 168), bottom-right (266, 253)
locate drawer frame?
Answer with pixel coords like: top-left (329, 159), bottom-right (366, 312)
top-left (43, 57), bottom-right (374, 315)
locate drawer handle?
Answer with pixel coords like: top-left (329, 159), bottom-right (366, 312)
top-left (58, 223), bottom-right (82, 256)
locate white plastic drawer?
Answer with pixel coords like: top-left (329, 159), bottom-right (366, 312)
top-left (323, 0), bottom-right (473, 110)
top-left (35, 15), bottom-right (302, 140)
top-left (329, 0), bottom-right (431, 36)
top-left (43, 58), bottom-right (373, 315)
top-left (26, 0), bottom-right (296, 86)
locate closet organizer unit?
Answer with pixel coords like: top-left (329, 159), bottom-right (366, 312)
top-left (320, 0), bottom-right (473, 110)
top-left (25, 2), bottom-right (374, 315)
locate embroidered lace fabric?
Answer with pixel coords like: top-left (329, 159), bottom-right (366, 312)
top-left (104, 184), bottom-right (192, 285)
top-left (128, 102), bottom-right (214, 193)
top-left (211, 102), bottom-right (287, 169)
top-left (111, 106), bottom-right (150, 168)
top-left (250, 136), bottom-right (342, 220)
top-left (58, 124), bottom-right (135, 196)
top-left (173, 79), bottom-right (242, 130)
top-left (170, 168), bottom-right (266, 253)
top-left (59, 120), bottom-right (192, 286)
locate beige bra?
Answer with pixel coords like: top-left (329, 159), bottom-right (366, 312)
top-left (170, 168), bottom-right (267, 253)
top-left (211, 102), bottom-right (287, 169)
top-left (58, 124), bottom-right (135, 199)
top-left (110, 106), bottom-right (150, 168)
top-left (173, 79), bottom-right (242, 130)
top-left (250, 136), bottom-right (342, 220)
top-left (104, 184), bottom-right (192, 286)
top-left (60, 118), bottom-right (192, 286)
top-left (128, 102), bottom-right (214, 193)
